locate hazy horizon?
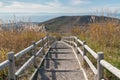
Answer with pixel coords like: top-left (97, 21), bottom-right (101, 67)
top-left (0, 0), bottom-right (120, 23)
top-left (0, 13), bottom-right (120, 23)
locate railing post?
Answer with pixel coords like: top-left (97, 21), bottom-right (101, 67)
top-left (97, 52), bottom-right (104, 80)
top-left (82, 41), bottom-right (87, 67)
top-left (74, 37), bottom-right (78, 54)
top-left (70, 36), bottom-right (72, 46)
top-left (42, 38), bottom-right (45, 55)
top-left (8, 52), bottom-right (16, 80)
top-left (47, 34), bottom-right (49, 48)
top-left (73, 36), bottom-right (75, 43)
top-left (32, 41), bottom-right (37, 68)
top-left (73, 37), bottom-right (76, 47)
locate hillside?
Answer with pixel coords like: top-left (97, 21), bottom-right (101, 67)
top-left (39, 15), bottom-right (120, 33)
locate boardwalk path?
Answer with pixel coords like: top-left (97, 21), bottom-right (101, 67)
top-left (37, 41), bottom-right (86, 80)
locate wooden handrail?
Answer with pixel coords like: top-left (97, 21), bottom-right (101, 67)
top-left (84, 45), bottom-right (97, 59)
top-left (100, 60), bottom-right (120, 79)
top-left (63, 36), bottom-right (120, 80)
top-left (15, 56), bottom-right (34, 76)
top-left (0, 60), bottom-right (10, 70)
top-left (14, 45), bottom-right (34, 59)
top-left (30, 47), bottom-right (50, 80)
top-left (0, 35), bottom-right (54, 80)
top-left (84, 55), bottom-right (97, 75)
top-left (0, 35), bottom-right (120, 80)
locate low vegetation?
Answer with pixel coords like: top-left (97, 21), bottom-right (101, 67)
top-left (0, 15), bottom-right (120, 79)
top-left (71, 20), bottom-right (120, 80)
top-left (40, 15), bottom-right (120, 33)
top-left (0, 24), bottom-right (46, 79)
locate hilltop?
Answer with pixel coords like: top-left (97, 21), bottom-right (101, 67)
top-left (39, 15), bottom-right (120, 33)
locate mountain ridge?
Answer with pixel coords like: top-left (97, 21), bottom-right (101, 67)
top-left (39, 15), bottom-right (120, 33)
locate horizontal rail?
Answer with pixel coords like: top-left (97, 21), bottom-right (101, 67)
top-left (16, 42), bottom-right (48, 76)
top-left (84, 45), bottom-right (98, 59)
top-left (15, 36), bottom-right (47, 59)
top-left (44, 42), bottom-right (48, 48)
top-left (29, 68), bottom-right (38, 80)
top-left (77, 47), bottom-right (83, 56)
top-left (0, 35), bottom-right (56, 80)
top-left (36, 36), bottom-right (47, 45)
top-left (73, 36), bottom-right (97, 59)
top-left (0, 60), bottom-right (10, 70)
top-left (35, 39), bottom-right (42, 46)
top-left (15, 56), bottom-right (34, 76)
top-left (36, 42), bottom-right (47, 56)
top-left (64, 36), bottom-right (83, 45)
top-left (84, 56), bottom-right (97, 75)
top-left (35, 47), bottom-right (43, 56)
top-left (64, 37), bottom-right (97, 75)
top-left (30, 48), bottom-right (50, 80)
top-left (77, 39), bottom-right (83, 45)
top-left (14, 45), bottom-right (34, 59)
top-left (100, 60), bottom-right (120, 79)
top-left (74, 37), bottom-right (83, 45)
top-left (63, 36), bottom-right (120, 80)
top-left (63, 40), bottom-right (77, 47)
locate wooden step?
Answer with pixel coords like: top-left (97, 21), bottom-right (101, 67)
top-left (45, 69), bottom-right (81, 72)
top-left (50, 48), bottom-right (71, 49)
top-left (49, 51), bottom-right (72, 54)
top-left (45, 58), bottom-right (75, 60)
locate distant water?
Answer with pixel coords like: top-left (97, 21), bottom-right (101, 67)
top-left (0, 13), bottom-right (58, 23)
top-left (0, 13), bottom-right (120, 23)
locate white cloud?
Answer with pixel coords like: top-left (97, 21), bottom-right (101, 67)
top-left (45, 0), bottom-right (62, 7)
top-left (0, 1), bottom-right (90, 13)
top-left (70, 0), bottom-right (90, 6)
top-left (0, 1), bottom-right (65, 13)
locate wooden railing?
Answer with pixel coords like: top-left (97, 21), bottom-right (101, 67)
top-left (63, 36), bottom-right (120, 80)
top-left (0, 35), bottom-right (55, 80)
top-left (0, 35), bottom-right (120, 80)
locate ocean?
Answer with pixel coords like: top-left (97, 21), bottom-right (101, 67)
top-left (0, 13), bottom-right (120, 23)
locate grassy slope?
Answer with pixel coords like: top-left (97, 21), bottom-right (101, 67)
top-left (71, 21), bottom-right (120, 79)
top-left (39, 15), bottom-right (120, 33)
top-left (0, 30), bottom-right (46, 79)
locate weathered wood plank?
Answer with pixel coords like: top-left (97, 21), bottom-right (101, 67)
top-left (84, 56), bottom-right (97, 75)
top-left (84, 45), bottom-right (97, 59)
top-left (100, 60), bottom-right (120, 79)
top-left (0, 60), bottom-right (10, 70)
top-left (36, 41), bottom-right (86, 80)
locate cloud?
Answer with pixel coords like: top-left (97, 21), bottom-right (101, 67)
top-left (70, 0), bottom-right (90, 6)
top-left (45, 0), bottom-right (62, 7)
top-left (0, 1), bottom-right (65, 13)
top-left (0, 1), bottom-right (90, 13)
top-left (0, 1), bottom-right (53, 12)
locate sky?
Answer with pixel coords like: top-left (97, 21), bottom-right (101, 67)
top-left (0, 0), bottom-right (120, 22)
top-left (0, 0), bottom-right (120, 14)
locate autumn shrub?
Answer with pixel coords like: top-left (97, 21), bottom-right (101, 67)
top-left (0, 48), bottom-right (9, 79)
top-left (0, 28), bottom-right (46, 79)
top-left (71, 20), bottom-right (120, 79)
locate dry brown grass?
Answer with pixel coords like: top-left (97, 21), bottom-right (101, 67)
top-left (0, 26), bottom-right (46, 79)
top-left (71, 20), bottom-right (120, 79)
